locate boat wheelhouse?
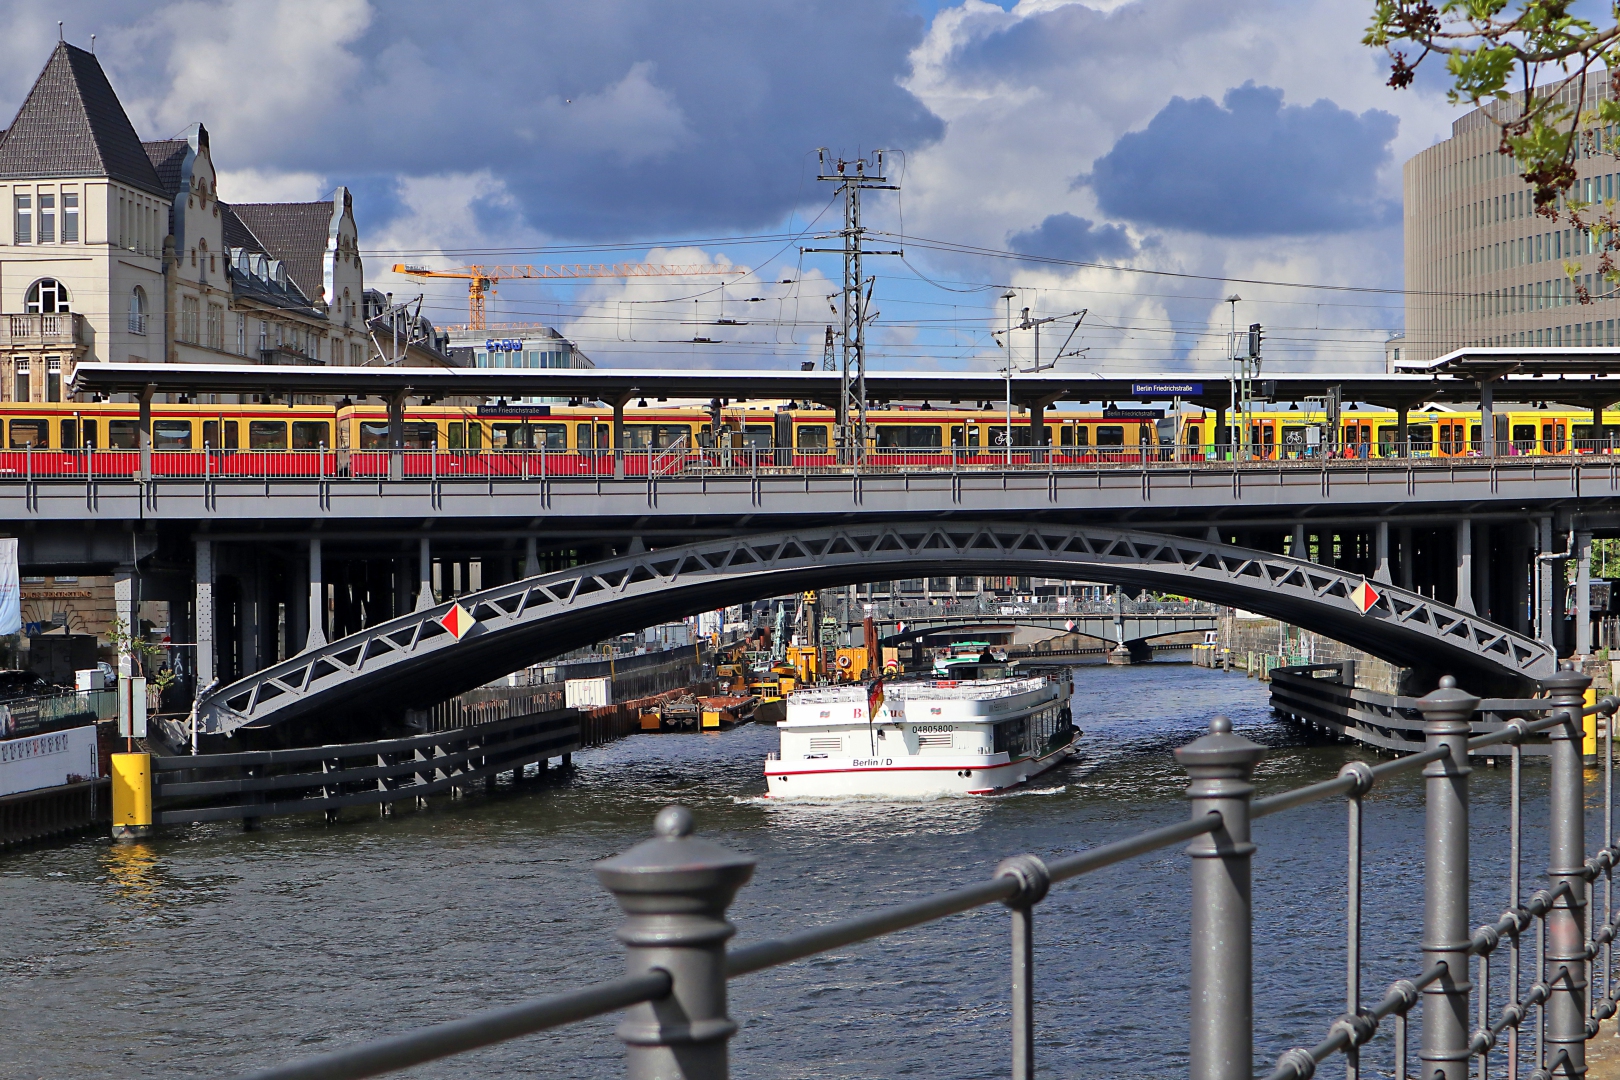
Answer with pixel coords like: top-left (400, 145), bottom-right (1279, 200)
top-left (764, 673), bottom-right (1076, 798)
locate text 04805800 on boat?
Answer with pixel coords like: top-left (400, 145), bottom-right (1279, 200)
top-left (763, 670), bottom-right (1077, 798)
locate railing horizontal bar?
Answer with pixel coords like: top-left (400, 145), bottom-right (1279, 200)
top-left (222, 969), bottom-right (671, 1080)
top-left (1467, 709), bottom-right (1577, 750)
top-left (1046, 811), bottom-right (1223, 883)
top-left (725, 813), bottom-right (1222, 979)
top-left (1252, 748), bottom-right (1449, 819)
top-left (726, 876), bottom-right (1019, 977)
top-left (1264, 962), bottom-right (1447, 1080)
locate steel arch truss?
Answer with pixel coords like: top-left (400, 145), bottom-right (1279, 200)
top-left (198, 522), bottom-right (1555, 737)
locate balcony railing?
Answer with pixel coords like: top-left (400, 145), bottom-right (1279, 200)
top-left (1, 312), bottom-right (86, 347)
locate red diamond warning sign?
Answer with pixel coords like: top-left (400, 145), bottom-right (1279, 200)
top-left (1350, 580), bottom-right (1381, 614)
top-left (440, 603), bottom-right (477, 640)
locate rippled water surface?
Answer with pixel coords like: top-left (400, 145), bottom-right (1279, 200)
top-left (0, 663), bottom-right (1574, 1079)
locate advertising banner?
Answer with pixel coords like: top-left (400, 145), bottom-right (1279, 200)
top-left (0, 538), bottom-right (18, 636)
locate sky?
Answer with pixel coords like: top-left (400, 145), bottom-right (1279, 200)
top-left (0, 0), bottom-right (1474, 376)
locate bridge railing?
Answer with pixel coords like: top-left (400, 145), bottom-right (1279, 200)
top-left (220, 669), bottom-right (1620, 1080)
top-left (12, 440), bottom-right (1620, 483)
top-left (863, 597), bottom-right (1222, 621)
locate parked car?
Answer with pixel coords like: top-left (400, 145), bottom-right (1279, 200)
top-left (0, 669), bottom-right (52, 702)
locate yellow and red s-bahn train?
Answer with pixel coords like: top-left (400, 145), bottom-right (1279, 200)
top-left (0, 400), bottom-right (1609, 475)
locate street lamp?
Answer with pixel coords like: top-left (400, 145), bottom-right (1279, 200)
top-left (1001, 291), bottom-right (1017, 458)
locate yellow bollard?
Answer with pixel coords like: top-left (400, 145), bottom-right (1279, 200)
top-left (110, 752), bottom-right (153, 841)
top-left (1584, 687), bottom-right (1598, 762)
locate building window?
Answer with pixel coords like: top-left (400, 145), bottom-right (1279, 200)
top-left (13, 194), bottom-right (30, 244)
top-left (24, 278), bottom-right (69, 313)
top-left (206, 303), bottom-right (224, 350)
top-left (45, 357), bottom-right (60, 402)
top-left (37, 193), bottom-right (54, 244)
top-left (62, 191), bottom-right (78, 243)
top-left (350, 342), bottom-right (362, 365)
top-left (129, 286), bottom-right (147, 334)
top-left (13, 358), bottom-right (28, 402)
top-left (180, 296), bottom-right (200, 343)
top-left (237, 315), bottom-right (246, 355)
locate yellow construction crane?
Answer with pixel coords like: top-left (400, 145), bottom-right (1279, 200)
top-left (391, 262), bottom-right (746, 331)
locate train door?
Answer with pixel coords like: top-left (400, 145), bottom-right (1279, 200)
top-left (1542, 419), bottom-right (1566, 454)
top-left (774, 411), bottom-right (792, 465)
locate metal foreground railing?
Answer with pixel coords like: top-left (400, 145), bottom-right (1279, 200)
top-left (223, 669), bottom-right (1620, 1080)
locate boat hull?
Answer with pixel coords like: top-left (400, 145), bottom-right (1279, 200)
top-left (764, 740), bottom-right (1077, 798)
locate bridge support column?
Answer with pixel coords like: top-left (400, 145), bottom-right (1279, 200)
top-left (1454, 521), bottom-right (1474, 616)
top-left (414, 537), bottom-right (434, 612)
top-left (306, 538), bottom-right (326, 650)
top-left (1577, 530), bottom-right (1593, 656)
top-left (386, 390), bottom-right (406, 482)
top-left (195, 540), bottom-right (214, 692)
top-left (1214, 404), bottom-right (1227, 459)
top-left (1544, 669), bottom-right (1592, 1078)
top-left (524, 535), bottom-right (539, 578)
top-left (1399, 527), bottom-right (1414, 591)
top-left (1396, 403), bottom-right (1409, 457)
top-left (1290, 523), bottom-right (1306, 561)
top-left (137, 386), bottom-right (153, 481)
top-left (1478, 377), bottom-right (1496, 457)
top-left (1416, 677), bottom-right (1477, 1080)
top-left (1537, 517), bottom-right (1555, 648)
top-left (1176, 717), bottom-right (1262, 1080)
top-left (1374, 521), bottom-right (1391, 584)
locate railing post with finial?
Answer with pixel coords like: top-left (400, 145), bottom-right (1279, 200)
top-left (1542, 666), bottom-right (1592, 1078)
top-left (596, 805), bottom-right (756, 1080)
top-left (1176, 715), bottom-right (1265, 1080)
top-left (1415, 675), bottom-right (1478, 1080)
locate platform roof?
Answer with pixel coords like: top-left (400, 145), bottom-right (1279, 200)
top-left (66, 360), bottom-right (1620, 410)
top-left (1397, 346), bottom-right (1620, 380)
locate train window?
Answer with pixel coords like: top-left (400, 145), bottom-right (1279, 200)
top-left (152, 420), bottom-right (192, 450)
top-left (738, 425), bottom-right (773, 450)
top-left (249, 421), bottom-right (288, 450)
top-left (1281, 426), bottom-right (1306, 447)
top-left (402, 422), bottom-right (437, 449)
top-left (576, 423), bottom-right (594, 449)
top-left (1408, 425), bottom-right (1433, 450)
top-left (1512, 425), bottom-right (1537, 451)
top-left (60, 418), bottom-right (76, 448)
top-left (466, 423), bottom-right (482, 450)
top-left (950, 425), bottom-right (965, 447)
top-left (1377, 426), bottom-right (1399, 448)
top-left (1059, 425), bottom-right (1073, 447)
top-left (874, 425), bottom-right (942, 448)
top-left (108, 420), bottom-right (139, 449)
top-left (623, 424), bottom-right (692, 450)
top-left (292, 421), bottom-right (328, 450)
top-left (359, 422), bottom-right (390, 449)
top-left (1470, 425), bottom-right (1481, 450)
top-left (82, 419), bottom-right (96, 448)
top-left (1097, 425), bottom-right (1125, 447)
top-left (796, 425), bottom-right (829, 450)
top-left (1185, 425), bottom-right (1202, 447)
top-left (446, 422), bottom-right (465, 450)
top-left (8, 419), bottom-right (47, 447)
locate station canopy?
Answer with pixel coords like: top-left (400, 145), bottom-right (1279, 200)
top-left (65, 358), bottom-right (1620, 411)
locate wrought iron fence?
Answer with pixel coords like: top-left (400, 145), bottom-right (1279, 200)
top-left (215, 667), bottom-right (1620, 1080)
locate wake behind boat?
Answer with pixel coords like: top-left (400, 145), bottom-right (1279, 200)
top-left (764, 670), bottom-right (1076, 798)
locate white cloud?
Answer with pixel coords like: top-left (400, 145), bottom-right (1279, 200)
top-left (215, 168), bottom-right (326, 204)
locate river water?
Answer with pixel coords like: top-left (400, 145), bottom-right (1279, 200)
top-left (0, 662), bottom-right (1579, 1079)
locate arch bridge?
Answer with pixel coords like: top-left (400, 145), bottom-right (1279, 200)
top-left (192, 522), bottom-right (1555, 742)
top-left (872, 612), bottom-right (1218, 649)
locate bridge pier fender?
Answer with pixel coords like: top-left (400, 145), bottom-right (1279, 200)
top-left (597, 805), bottom-right (755, 1080)
top-left (195, 540), bottom-right (215, 689)
top-left (1176, 717), bottom-right (1264, 1080)
top-left (1106, 640), bottom-right (1152, 665)
top-left (1542, 668), bottom-right (1592, 1078)
top-left (1416, 676), bottom-right (1478, 1080)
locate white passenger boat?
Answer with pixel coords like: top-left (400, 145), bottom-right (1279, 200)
top-left (763, 671), bottom-right (1076, 798)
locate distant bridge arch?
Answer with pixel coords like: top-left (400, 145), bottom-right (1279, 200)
top-left (196, 522), bottom-right (1555, 739)
top-left (873, 613), bottom-right (1219, 648)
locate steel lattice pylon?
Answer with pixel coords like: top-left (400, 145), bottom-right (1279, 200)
top-left (195, 523), bottom-right (1556, 737)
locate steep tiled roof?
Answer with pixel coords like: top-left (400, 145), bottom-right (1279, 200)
top-left (0, 42), bottom-right (165, 195)
top-left (229, 201), bottom-right (332, 304)
top-left (142, 139), bottom-right (188, 197)
top-left (220, 203), bottom-right (263, 253)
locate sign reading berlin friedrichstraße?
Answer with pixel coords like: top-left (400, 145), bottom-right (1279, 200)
top-left (1131, 382), bottom-right (1202, 396)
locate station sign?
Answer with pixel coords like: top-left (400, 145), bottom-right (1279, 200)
top-left (477, 405), bottom-right (553, 417)
top-left (1131, 382), bottom-right (1202, 396)
top-left (1101, 408), bottom-right (1164, 420)
top-left (484, 339), bottom-right (526, 352)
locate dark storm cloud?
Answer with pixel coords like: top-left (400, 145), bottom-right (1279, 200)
top-left (1082, 82), bottom-right (1400, 237)
top-left (12, 0), bottom-right (944, 240)
top-left (1007, 213), bottom-right (1135, 262)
